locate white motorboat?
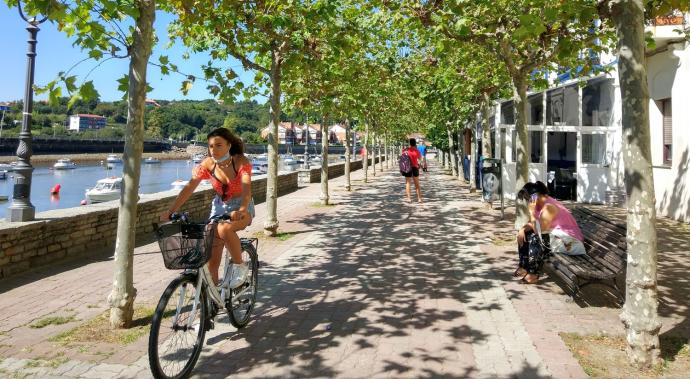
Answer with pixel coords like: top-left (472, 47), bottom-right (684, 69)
top-left (251, 157), bottom-right (268, 174)
top-left (251, 167), bottom-right (264, 175)
top-left (85, 177), bottom-right (122, 203)
top-left (171, 179), bottom-right (189, 192)
top-left (0, 163), bottom-right (12, 171)
top-left (53, 158), bottom-right (77, 170)
top-left (191, 154), bottom-right (205, 164)
top-left (199, 179), bottom-right (212, 188)
top-left (144, 157), bottom-right (161, 164)
top-left (106, 154), bottom-right (123, 164)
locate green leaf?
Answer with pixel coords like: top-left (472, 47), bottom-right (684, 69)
top-left (67, 93), bottom-right (82, 110)
top-left (181, 80), bottom-right (193, 95)
top-left (117, 75), bottom-right (130, 93)
top-left (48, 86), bottom-right (62, 107)
top-left (159, 55), bottom-right (169, 65)
top-left (88, 50), bottom-right (103, 60)
top-left (79, 81), bottom-right (98, 101)
top-left (64, 76), bottom-right (78, 93)
top-left (225, 69), bottom-right (238, 81)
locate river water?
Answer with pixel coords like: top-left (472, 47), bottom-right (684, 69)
top-left (0, 157), bottom-right (328, 219)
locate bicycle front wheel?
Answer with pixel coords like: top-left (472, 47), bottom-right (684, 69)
top-left (149, 273), bottom-right (207, 379)
top-left (227, 243), bottom-right (258, 328)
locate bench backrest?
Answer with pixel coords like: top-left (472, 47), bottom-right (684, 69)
top-left (571, 207), bottom-right (627, 274)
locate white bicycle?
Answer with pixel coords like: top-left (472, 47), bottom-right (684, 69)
top-left (148, 213), bottom-right (259, 379)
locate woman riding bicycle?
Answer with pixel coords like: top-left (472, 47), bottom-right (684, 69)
top-left (160, 127), bottom-right (255, 289)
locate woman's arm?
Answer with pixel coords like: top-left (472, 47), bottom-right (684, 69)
top-left (236, 158), bottom-right (252, 213)
top-left (159, 162), bottom-right (207, 220)
top-left (238, 167), bottom-right (252, 211)
top-left (167, 178), bottom-right (202, 213)
top-left (539, 203), bottom-right (558, 232)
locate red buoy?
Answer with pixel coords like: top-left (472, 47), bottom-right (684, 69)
top-left (50, 184), bottom-right (61, 195)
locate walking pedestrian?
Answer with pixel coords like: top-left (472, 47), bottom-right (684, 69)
top-left (417, 142), bottom-right (428, 172)
top-left (400, 138), bottom-right (422, 203)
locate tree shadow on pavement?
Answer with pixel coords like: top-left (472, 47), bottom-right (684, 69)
top-left (192, 167), bottom-right (546, 378)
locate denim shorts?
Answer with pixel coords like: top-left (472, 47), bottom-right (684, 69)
top-left (210, 196), bottom-right (255, 224)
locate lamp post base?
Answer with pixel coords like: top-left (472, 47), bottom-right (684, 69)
top-left (9, 205), bottom-right (35, 222)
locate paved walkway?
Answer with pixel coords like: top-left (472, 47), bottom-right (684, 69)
top-left (0, 159), bottom-right (620, 378)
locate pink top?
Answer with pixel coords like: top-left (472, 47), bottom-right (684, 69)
top-left (404, 147), bottom-right (421, 168)
top-left (534, 197), bottom-right (584, 242)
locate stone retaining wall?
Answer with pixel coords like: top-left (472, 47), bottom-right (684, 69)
top-left (308, 156), bottom-right (384, 183)
top-left (0, 172), bottom-right (298, 279)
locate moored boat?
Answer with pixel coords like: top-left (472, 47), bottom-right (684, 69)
top-left (171, 179), bottom-right (189, 192)
top-left (191, 154), bottom-right (205, 164)
top-left (85, 177), bottom-right (122, 203)
top-left (53, 158), bottom-right (77, 170)
top-left (144, 157), bottom-right (161, 164)
top-left (106, 154), bottom-right (123, 164)
top-left (251, 160), bottom-right (268, 174)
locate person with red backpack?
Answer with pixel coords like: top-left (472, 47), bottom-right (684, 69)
top-left (399, 138), bottom-right (422, 203)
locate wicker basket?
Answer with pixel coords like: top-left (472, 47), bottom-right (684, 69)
top-left (155, 222), bottom-right (216, 270)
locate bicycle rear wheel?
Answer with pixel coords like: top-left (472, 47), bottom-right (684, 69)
top-left (149, 274), bottom-right (207, 379)
top-left (227, 243), bottom-right (258, 328)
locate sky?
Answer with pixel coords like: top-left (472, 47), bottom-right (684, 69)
top-left (0, 3), bottom-right (262, 103)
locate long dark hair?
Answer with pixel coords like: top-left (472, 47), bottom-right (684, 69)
top-left (207, 127), bottom-right (244, 156)
top-left (517, 181), bottom-right (549, 202)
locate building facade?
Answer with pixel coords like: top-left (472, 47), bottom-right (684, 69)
top-left (68, 114), bottom-right (107, 132)
top-left (489, 14), bottom-right (690, 222)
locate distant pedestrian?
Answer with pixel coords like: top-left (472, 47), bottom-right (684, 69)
top-left (400, 138), bottom-right (422, 203)
top-left (417, 142), bottom-right (428, 172)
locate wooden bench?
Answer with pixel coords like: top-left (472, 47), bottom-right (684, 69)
top-left (542, 207), bottom-right (627, 304)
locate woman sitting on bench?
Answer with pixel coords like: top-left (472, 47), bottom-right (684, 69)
top-left (516, 181), bottom-right (586, 283)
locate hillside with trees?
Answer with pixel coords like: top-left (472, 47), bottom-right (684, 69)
top-left (0, 98), bottom-right (271, 142)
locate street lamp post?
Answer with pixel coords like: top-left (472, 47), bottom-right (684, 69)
top-left (8, 3), bottom-right (48, 222)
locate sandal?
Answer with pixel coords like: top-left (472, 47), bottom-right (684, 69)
top-left (513, 267), bottom-right (527, 277)
top-left (521, 274), bottom-right (540, 284)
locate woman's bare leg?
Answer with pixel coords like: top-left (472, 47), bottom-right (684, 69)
top-left (405, 177), bottom-right (412, 201)
top-left (212, 216), bottom-right (251, 284)
top-left (209, 235), bottom-right (225, 285)
top-left (413, 176), bottom-right (422, 202)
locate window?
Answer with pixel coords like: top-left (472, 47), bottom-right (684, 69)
top-left (528, 94), bottom-right (543, 125)
top-left (582, 78), bottom-right (615, 126)
top-left (530, 131), bottom-right (543, 163)
top-left (661, 98), bottom-right (672, 165)
top-left (500, 129), bottom-right (506, 160)
top-left (546, 85), bottom-right (580, 126)
top-left (582, 134), bottom-right (607, 164)
top-left (501, 101), bottom-right (515, 125)
top-left (511, 130), bottom-right (541, 163)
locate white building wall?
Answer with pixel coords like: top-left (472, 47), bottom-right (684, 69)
top-left (68, 116), bottom-right (80, 132)
top-left (648, 41), bottom-right (690, 222)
